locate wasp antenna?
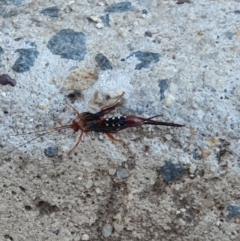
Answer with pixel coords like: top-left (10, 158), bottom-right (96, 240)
top-left (1, 124), bottom-right (73, 159)
top-left (9, 124), bottom-right (73, 137)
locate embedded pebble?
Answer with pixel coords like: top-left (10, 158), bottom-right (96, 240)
top-left (40, 6), bottom-right (59, 18)
top-left (81, 234), bottom-right (89, 240)
top-left (160, 161), bottom-right (186, 184)
top-left (38, 102), bottom-right (48, 110)
top-left (0, 74), bottom-right (16, 87)
top-left (101, 224), bottom-right (113, 238)
top-left (12, 48), bottom-right (39, 73)
top-left (44, 146), bottom-right (58, 157)
top-left (227, 204), bottom-right (240, 220)
top-left (63, 69), bottom-right (98, 91)
top-left (84, 180), bottom-right (93, 189)
top-left (100, 14), bottom-right (110, 27)
top-left (113, 222), bottom-right (124, 232)
top-left (189, 164), bottom-right (197, 174)
top-left (164, 134), bottom-right (172, 141)
top-left (116, 167), bottom-right (129, 179)
top-left (47, 29), bottom-right (86, 61)
top-left (3, 10), bottom-right (18, 18)
top-left (127, 51), bottom-right (160, 70)
top-left (96, 22), bottom-right (104, 29)
top-left (192, 149), bottom-right (201, 160)
top-left (104, 2), bottom-right (134, 13)
top-left (158, 79), bottom-right (169, 100)
top-left (4, 0), bottom-right (24, 5)
top-left (0, 46), bottom-right (4, 67)
top-left (95, 53), bottom-right (113, 70)
top-left (164, 94), bottom-right (175, 107)
top-left (88, 15), bottom-right (101, 23)
top-left (108, 168), bottom-right (116, 176)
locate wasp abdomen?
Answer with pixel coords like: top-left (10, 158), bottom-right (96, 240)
top-left (104, 116), bottom-right (126, 127)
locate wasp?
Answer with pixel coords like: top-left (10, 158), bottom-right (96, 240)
top-left (3, 92), bottom-right (184, 157)
top-left (63, 92), bottom-right (184, 154)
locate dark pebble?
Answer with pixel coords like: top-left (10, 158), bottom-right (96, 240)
top-left (41, 6), bottom-right (59, 18)
top-left (47, 29), bottom-right (86, 61)
top-left (44, 146), bottom-right (58, 157)
top-left (192, 149), bottom-right (201, 160)
top-left (234, 10), bottom-right (240, 14)
top-left (104, 2), bottom-right (134, 13)
top-left (127, 51), bottom-right (160, 70)
top-left (95, 53), bottom-right (112, 70)
top-left (0, 46), bottom-right (3, 54)
top-left (0, 46), bottom-right (4, 67)
top-left (224, 31), bottom-right (235, 40)
top-left (177, 0), bottom-right (190, 4)
top-left (227, 204), bottom-right (240, 220)
top-left (3, 10), bottom-right (18, 18)
top-left (158, 79), bottom-right (169, 100)
top-left (160, 161), bottom-right (186, 184)
top-left (142, 9), bottom-right (148, 14)
top-left (2, 0), bottom-right (24, 6)
top-left (144, 31), bottom-right (152, 37)
top-left (12, 48), bottom-right (39, 73)
top-left (116, 167), bottom-right (129, 179)
top-left (0, 74), bottom-right (16, 86)
top-left (100, 14), bottom-right (110, 27)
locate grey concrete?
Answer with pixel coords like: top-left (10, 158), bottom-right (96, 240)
top-left (1, 0), bottom-right (240, 240)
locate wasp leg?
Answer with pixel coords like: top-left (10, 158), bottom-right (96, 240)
top-left (68, 130), bottom-right (84, 155)
top-left (65, 101), bottom-right (82, 119)
top-left (106, 132), bottom-right (130, 151)
top-left (101, 92), bottom-right (125, 111)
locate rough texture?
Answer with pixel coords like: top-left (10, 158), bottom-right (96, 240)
top-left (1, 0), bottom-right (240, 240)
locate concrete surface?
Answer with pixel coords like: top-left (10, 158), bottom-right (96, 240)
top-left (0, 0), bottom-right (240, 240)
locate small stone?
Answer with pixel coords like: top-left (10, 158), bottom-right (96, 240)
top-left (84, 180), bottom-right (93, 189)
top-left (47, 29), bottom-right (86, 61)
top-left (164, 94), bottom-right (175, 107)
top-left (100, 14), bottom-right (110, 27)
top-left (164, 134), bottom-right (172, 141)
top-left (16, 122), bottom-right (24, 129)
top-left (189, 164), bottom-right (197, 174)
top-left (73, 235), bottom-right (81, 241)
top-left (207, 138), bottom-right (218, 147)
top-left (0, 74), bottom-right (16, 87)
top-left (160, 161), bottom-right (186, 184)
top-left (227, 204), bottom-right (240, 220)
top-left (201, 149), bottom-right (211, 158)
top-left (158, 79), bottom-right (169, 100)
top-left (38, 102), bottom-right (48, 110)
top-left (102, 224), bottom-right (113, 238)
top-left (116, 167), bottom-right (129, 179)
top-left (88, 15), bottom-right (101, 23)
top-left (95, 53), bottom-right (112, 70)
top-left (44, 146), bottom-right (58, 157)
top-left (96, 22), bottom-right (104, 29)
top-left (40, 6), bottom-right (59, 18)
top-left (12, 48), bottom-right (39, 73)
top-left (104, 2), bottom-right (134, 13)
top-left (81, 234), bottom-right (89, 240)
top-left (192, 149), bottom-right (201, 160)
top-left (109, 168), bottom-right (116, 176)
top-left (63, 69), bottom-right (98, 91)
top-left (177, 0), bottom-right (190, 4)
top-left (127, 51), bottom-right (160, 70)
top-left (113, 222), bottom-right (124, 232)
